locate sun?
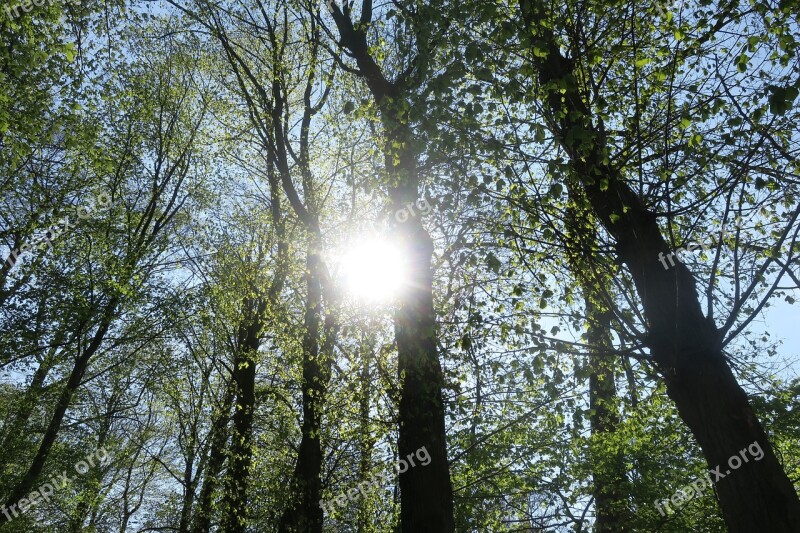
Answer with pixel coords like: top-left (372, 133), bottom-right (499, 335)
top-left (337, 237), bottom-right (407, 302)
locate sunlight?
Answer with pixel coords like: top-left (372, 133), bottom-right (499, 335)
top-left (337, 237), bottom-right (407, 302)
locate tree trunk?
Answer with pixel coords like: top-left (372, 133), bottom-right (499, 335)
top-left (585, 301), bottom-right (626, 531)
top-left (518, 2), bottom-right (800, 529)
top-left (565, 195), bottom-right (628, 530)
top-left (178, 448), bottom-right (197, 533)
top-left (2, 300), bottom-right (117, 517)
top-left (356, 336), bottom-right (376, 533)
top-left (327, 4), bottom-right (456, 531)
top-left (278, 252), bottom-right (332, 533)
top-left (191, 385), bottom-right (234, 533)
top-left (221, 301), bottom-right (264, 533)
top-left (394, 215), bottom-right (455, 533)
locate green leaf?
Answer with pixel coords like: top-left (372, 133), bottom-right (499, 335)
top-left (767, 85), bottom-right (799, 115)
top-left (486, 252), bottom-right (501, 274)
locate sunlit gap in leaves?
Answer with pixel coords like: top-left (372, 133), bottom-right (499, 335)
top-left (334, 235), bottom-right (408, 304)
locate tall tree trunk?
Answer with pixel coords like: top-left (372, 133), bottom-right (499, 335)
top-left (178, 449), bottom-right (197, 533)
top-left (220, 158), bottom-right (287, 532)
top-left (565, 196), bottom-right (628, 530)
top-left (278, 252), bottom-right (334, 533)
top-left (356, 336), bottom-right (376, 533)
top-left (518, 2), bottom-right (800, 529)
top-left (191, 385), bottom-right (234, 533)
top-left (221, 300), bottom-right (265, 533)
top-left (585, 301), bottom-right (626, 532)
top-left (393, 215), bottom-right (455, 533)
top-left (328, 5), bottom-right (456, 530)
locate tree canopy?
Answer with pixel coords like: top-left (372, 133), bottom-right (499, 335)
top-left (1, 0), bottom-right (799, 531)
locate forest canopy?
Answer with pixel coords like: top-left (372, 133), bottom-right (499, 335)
top-left (1, 0), bottom-right (799, 531)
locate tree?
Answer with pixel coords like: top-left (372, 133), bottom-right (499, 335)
top-left (325, 2), bottom-right (458, 531)
top-left (514, 0), bottom-right (800, 528)
top-left (565, 189), bottom-right (629, 530)
top-left (2, 32), bottom-right (211, 520)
